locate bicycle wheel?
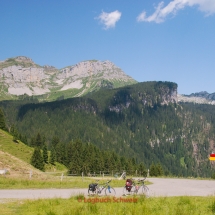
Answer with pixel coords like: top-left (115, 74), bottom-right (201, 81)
top-left (123, 186), bottom-right (130, 196)
top-left (141, 185), bottom-right (149, 197)
top-left (105, 186), bottom-right (116, 196)
top-left (123, 186), bottom-right (136, 196)
top-left (88, 189), bottom-right (97, 196)
top-left (96, 186), bottom-right (103, 196)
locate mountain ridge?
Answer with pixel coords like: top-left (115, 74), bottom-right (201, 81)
top-left (1, 56), bottom-right (215, 105)
top-left (0, 56), bottom-right (137, 101)
top-left (178, 91), bottom-right (215, 105)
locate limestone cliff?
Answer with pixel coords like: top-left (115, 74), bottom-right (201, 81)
top-left (0, 56), bottom-right (137, 100)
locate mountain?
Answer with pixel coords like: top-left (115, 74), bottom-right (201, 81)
top-left (1, 81), bottom-right (215, 178)
top-left (178, 91), bottom-right (215, 105)
top-left (0, 56), bottom-right (137, 101)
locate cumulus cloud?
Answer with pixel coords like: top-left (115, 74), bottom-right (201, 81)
top-left (97, 10), bottom-right (122, 29)
top-left (137, 0), bottom-right (215, 23)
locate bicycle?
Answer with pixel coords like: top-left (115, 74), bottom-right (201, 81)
top-left (123, 177), bottom-right (149, 197)
top-left (88, 179), bottom-right (116, 196)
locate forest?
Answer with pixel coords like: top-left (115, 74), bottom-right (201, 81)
top-left (1, 81), bottom-right (215, 177)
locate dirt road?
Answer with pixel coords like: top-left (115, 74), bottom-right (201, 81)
top-left (1, 177), bottom-right (215, 200)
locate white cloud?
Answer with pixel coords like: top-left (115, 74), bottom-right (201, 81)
top-left (97, 10), bottom-right (122, 29)
top-left (137, 0), bottom-right (215, 23)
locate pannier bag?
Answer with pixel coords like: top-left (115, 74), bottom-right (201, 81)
top-left (125, 179), bottom-right (132, 191)
top-left (89, 183), bottom-right (97, 192)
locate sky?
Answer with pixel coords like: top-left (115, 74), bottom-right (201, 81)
top-left (0, 0), bottom-right (215, 95)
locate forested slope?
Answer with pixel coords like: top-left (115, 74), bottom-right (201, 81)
top-left (1, 81), bottom-right (215, 177)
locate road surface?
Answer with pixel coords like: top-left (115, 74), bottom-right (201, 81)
top-left (1, 178), bottom-right (215, 200)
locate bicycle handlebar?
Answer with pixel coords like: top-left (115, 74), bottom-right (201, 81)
top-left (95, 179), bottom-right (112, 185)
top-left (138, 177), bottom-right (146, 182)
top-left (128, 177), bottom-right (146, 181)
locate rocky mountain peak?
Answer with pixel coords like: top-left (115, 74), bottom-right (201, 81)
top-left (43, 65), bottom-right (56, 69)
top-left (0, 57), bottom-right (137, 100)
top-left (14, 56), bottom-right (34, 63)
top-left (59, 60), bottom-right (130, 81)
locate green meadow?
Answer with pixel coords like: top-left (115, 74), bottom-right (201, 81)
top-left (1, 195), bottom-right (215, 215)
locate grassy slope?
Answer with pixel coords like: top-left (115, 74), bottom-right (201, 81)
top-left (0, 129), bottom-right (51, 179)
top-left (0, 150), bottom-right (48, 180)
top-left (0, 129), bottom-right (33, 163)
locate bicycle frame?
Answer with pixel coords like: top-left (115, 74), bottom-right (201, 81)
top-left (96, 181), bottom-right (111, 194)
top-left (123, 177), bottom-right (149, 197)
top-left (96, 183), bottom-right (106, 194)
top-left (96, 180), bottom-right (116, 196)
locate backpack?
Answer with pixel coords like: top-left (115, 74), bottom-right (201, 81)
top-left (89, 183), bottom-right (97, 192)
top-left (125, 179), bottom-right (132, 191)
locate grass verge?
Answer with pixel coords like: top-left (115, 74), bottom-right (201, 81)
top-left (0, 176), bottom-right (144, 189)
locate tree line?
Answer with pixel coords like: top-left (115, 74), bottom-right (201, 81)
top-left (29, 132), bottom-right (163, 176)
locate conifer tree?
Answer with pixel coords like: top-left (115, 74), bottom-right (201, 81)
top-left (12, 128), bottom-right (19, 142)
top-left (43, 144), bottom-right (48, 164)
top-left (51, 136), bottom-right (60, 148)
top-left (30, 136), bottom-right (36, 147)
top-left (35, 133), bottom-right (43, 148)
top-left (50, 146), bottom-right (56, 165)
top-left (0, 108), bottom-right (6, 131)
top-left (55, 142), bottom-right (67, 165)
top-left (138, 162), bottom-right (147, 176)
top-left (10, 124), bottom-right (19, 142)
top-left (149, 162), bottom-right (157, 177)
top-left (156, 163), bottom-right (164, 176)
top-left (21, 135), bottom-right (28, 145)
top-left (31, 148), bottom-right (45, 171)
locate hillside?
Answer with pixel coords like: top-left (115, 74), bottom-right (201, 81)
top-left (1, 81), bottom-right (215, 178)
top-left (0, 129), bottom-right (33, 162)
top-left (0, 56), bottom-right (137, 101)
top-left (0, 129), bottom-right (48, 178)
top-left (0, 128), bottom-right (69, 179)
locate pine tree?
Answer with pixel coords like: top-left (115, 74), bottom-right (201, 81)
top-left (51, 136), bottom-right (60, 148)
top-left (31, 137), bottom-right (36, 147)
top-left (12, 128), bottom-right (19, 143)
top-left (149, 162), bottom-right (157, 177)
top-left (31, 148), bottom-right (45, 171)
top-left (10, 124), bottom-right (19, 142)
top-left (156, 163), bottom-right (164, 176)
top-left (35, 133), bottom-right (43, 148)
top-left (50, 146), bottom-right (56, 165)
top-left (138, 162), bottom-right (147, 176)
top-left (43, 144), bottom-right (48, 164)
top-left (68, 140), bottom-right (83, 174)
top-left (21, 135), bottom-right (28, 145)
top-left (55, 142), bottom-right (67, 165)
top-left (0, 108), bottom-right (6, 131)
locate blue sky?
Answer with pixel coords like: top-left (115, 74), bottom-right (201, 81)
top-left (0, 0), bottom-right (215, 95)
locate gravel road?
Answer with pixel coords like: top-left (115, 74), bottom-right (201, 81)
top-left (1, 177), bottom-right (215, 200)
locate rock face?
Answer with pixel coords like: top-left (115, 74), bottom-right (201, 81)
top-left (0, 56), bottom-right (137, 99)
top-left (107, 82), bottom-right (178, 113)
top-left (188, 91), bottom-right (215, 100)
top-left (178, 92), bottom-right (215, 105)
